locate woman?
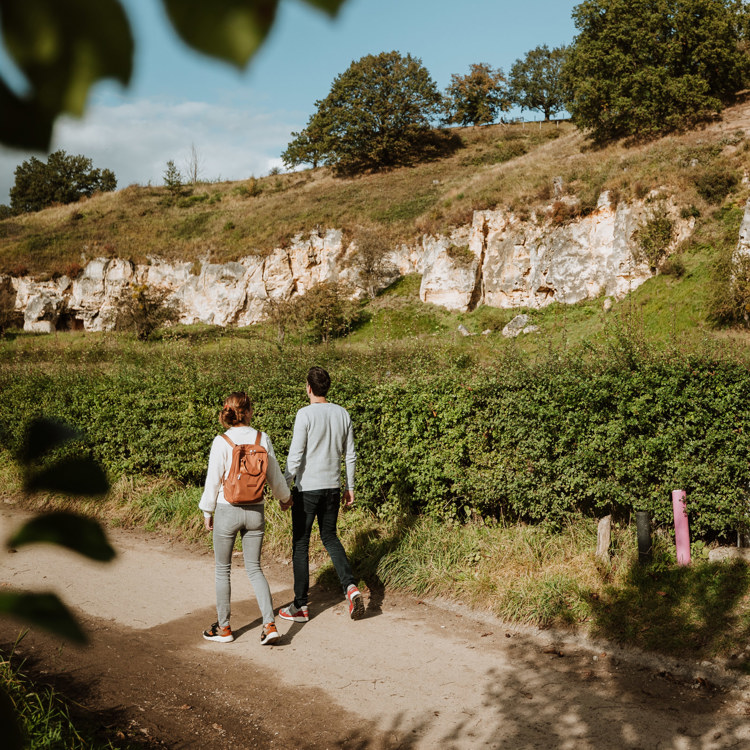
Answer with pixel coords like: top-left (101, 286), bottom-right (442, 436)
top-left (199, 391), bottom-right (292, 644)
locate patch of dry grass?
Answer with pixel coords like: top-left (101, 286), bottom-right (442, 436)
top-left (3, 108), bottom-right (749, 276)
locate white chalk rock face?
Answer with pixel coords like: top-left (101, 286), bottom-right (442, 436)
top-left (388, 243), bottom-right (424, 276)
top-left (288, 229), bottom-right (344, 295)
top-left (236, 256), bottom-right (269, 326)
top-left (16, 276), bottom-right (71, 331)
top-left (10, 194), bottom-right (698, 332)
top-left (263, 249), bottom-right (295, 301)
top-left (419, 227), bottom-right (477, 310)
top-left (734, 197), bottom-right (750, 263)
top-left (143, 259), bottom-right (193, 288)
top-left (69, 258), bottom-right (112, 330)
top-left (176, 262), bottom-right (248, 326)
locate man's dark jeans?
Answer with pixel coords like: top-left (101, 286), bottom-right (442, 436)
top-left (291, 487), bottom-right (355, 607)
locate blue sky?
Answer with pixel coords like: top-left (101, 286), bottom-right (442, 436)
top-left (0, 0), bottom-right (579, 204)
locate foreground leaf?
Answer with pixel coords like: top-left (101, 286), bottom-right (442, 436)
top-left (162, 0), bottom-right (277, 67)
top-left (0, 685), bottom-right (23, 750)
top-left (8, 512), bottom-right (115, 562)
top-left (300, 0), bottom-right (346, 14)
top-left (0, 592), bottom-right (86, 643)
top-left (19, 417), bottom-right (79, 463)
top-left (0, 79), bottom-right (55, 150)
top-left (26, 457), bottom-right (109, 496)
top-left (0, 0), bottom-right (133, 150)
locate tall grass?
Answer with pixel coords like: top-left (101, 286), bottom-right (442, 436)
top-left (0, 635), bottom-right (127, 749)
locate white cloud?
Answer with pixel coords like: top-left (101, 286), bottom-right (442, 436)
top-left (0, 93), bottom-right (304, 204)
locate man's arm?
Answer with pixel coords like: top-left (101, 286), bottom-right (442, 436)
top-left (284, 410), bottom-right (308, 487)
top-left (343, 415), bottom-right (356, 506)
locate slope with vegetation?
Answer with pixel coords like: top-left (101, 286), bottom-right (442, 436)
top-left (4, 1), bottom-right (750, 744)
top-left (1, 100), bottom-right (748, 285)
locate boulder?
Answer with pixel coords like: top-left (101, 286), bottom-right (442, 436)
top-left (502, 314), bottom-right (532, 338)
top-left (708, 547), bottom-right (750, 563)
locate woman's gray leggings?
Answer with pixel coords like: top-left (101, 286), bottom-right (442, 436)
top-left (213, 503), bottom-right (274, 627)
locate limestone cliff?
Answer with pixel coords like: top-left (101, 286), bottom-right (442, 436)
top-left (6, 193), bottom-right (699, 333)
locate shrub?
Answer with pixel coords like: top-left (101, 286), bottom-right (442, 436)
top-left (659, 255), bottom-right (686, 278)
top-left (293, 282), bottom-right (363, 343)
top-left (710, 251), bottom-right (750, 328)
top-left (445, 244), bottom-right (475, 266)
top-left (2, 343), bottom-right (750, 540)
top-left (63, 262), bottom-right (83, 279)
top-left (694, 164), bottom-right (738, 204)
top-left (680, 205), bottom-right (700, 219)
top-left (351, 226), bottom-right (393, 298)
top-left (633, 206), bottom-right (674, 270)
top-left (114, 284), bottom-right (181, 341)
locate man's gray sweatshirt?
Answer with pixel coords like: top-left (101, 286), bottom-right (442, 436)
top-left (284, 402), bottom-right (356, 491)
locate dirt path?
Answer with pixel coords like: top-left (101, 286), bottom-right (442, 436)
top-left (2, 508), bottom-right (750, 749)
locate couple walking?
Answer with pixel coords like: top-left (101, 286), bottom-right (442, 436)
top-left (198, 366), bottom-right (364, 645)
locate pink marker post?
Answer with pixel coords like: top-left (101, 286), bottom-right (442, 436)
top-left (672, 489), bottom-right (691, 566)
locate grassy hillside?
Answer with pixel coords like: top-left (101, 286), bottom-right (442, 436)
top-left (1, 102), bottom-right (748, 284)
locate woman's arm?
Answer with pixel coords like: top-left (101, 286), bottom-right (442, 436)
top-left (264, 434), bottom-right (292, 505)
top-left (199, 436), bottom-right (226, 515)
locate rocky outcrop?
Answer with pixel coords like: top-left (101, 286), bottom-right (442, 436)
top-left (734, 197), bottom-right (750, 265)
top-left (420, 192), bottom-right (694, 311)
top-left (5, 193), bottom-right (699, 332)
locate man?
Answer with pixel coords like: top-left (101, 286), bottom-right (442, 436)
top-left (280, 366), bottom-right (364, 622)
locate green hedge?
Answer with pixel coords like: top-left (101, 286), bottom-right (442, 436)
top-left (2, 344), bottom-right (750, 537)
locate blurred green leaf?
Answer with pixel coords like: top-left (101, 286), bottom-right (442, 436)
top-left (19, 417), bottom-right (79, 463)
top-left (0, 79), bottom-right (55, 150)
top-left (0, 0), bottom-right (133, 150)
top-left (300, 0), bottom-right (346, 14)
top-left (26, 457), bottom-right (109, 496)
top-left (0, 686), bottom-right (23, 750)
top-left (8, 511), bottom-right (115, 561)
top-left (0, 592), bottom-right (86, 643)
top-left (162, 0), bottom-right (277, 67)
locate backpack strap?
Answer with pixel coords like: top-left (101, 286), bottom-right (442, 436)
top-left (254, 430), bottom-right (263, 446)
top-left (221, 434), bottom-right (236, 448)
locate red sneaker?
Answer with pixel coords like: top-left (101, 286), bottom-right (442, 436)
top-left (279, 603), bottom-right (309, 623)
top-left (346, 584), bottom-right (364, 620)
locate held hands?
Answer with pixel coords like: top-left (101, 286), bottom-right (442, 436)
top-left (279, 496), bottom-right (294, 512)
top-left (204, 513), bottom-right (214, 531)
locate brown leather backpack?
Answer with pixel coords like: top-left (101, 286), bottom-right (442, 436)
top-left (220, 432), bottom-right (268, 504)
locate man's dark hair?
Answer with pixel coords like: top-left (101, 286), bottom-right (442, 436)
top-left (307, 366), bottom-right (331, 397)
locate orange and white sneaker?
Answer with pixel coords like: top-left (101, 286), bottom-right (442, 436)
top-left (261, 622), bottom-right (280, 645)
top-left (346, 584), bottom-right (364, 620)
top-left (203, 622), bottom-right (234, 642)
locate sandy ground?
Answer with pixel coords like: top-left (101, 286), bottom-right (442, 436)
top-left (2, 507), bottom-right (750, 749)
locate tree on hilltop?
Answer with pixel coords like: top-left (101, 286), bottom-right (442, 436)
top-left (562, 0), bottom-right (750, 143)
top-left (282, 51), bottom-right (448, 174)
top-left (443, 63), bottom-right (511, 126)
top-left (10, 150), bottom-right (117, 214)
top-left (509, 45), bottom-right (568, 121)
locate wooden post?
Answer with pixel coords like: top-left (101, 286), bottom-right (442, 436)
top-left (636, 511), bottom-right (652, 564)
top-left (596, 515), bottom-right (612, 562)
